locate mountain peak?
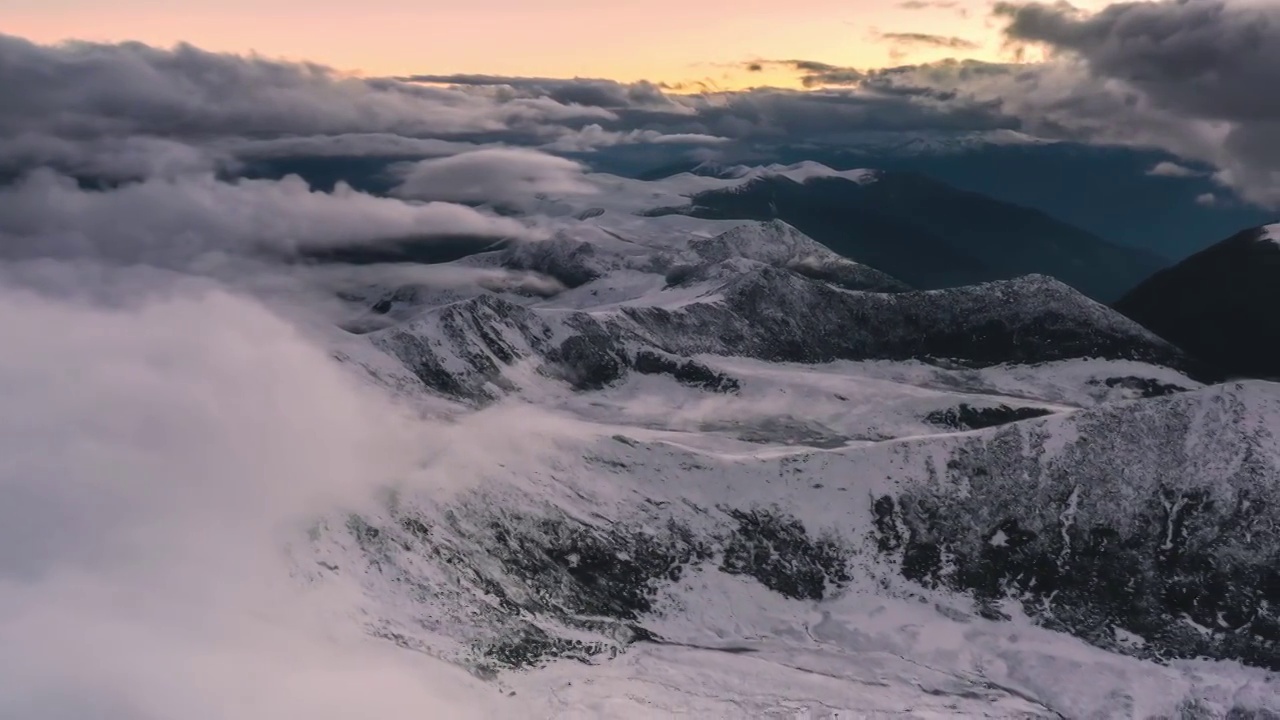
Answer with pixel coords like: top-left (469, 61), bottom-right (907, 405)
top-left (1116, 223), bottom-right (1280, 380)
top-left (687, 220), bottom-right (910, 292)
top-left (715, 161), bottom-right (880, 186)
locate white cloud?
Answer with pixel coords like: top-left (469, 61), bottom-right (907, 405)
top-left (0, 272), bottom-right (512, 719)
top-left (392, 147), bottom-right (597, 204)
top-left (0, 34), bottom-right (612, 141)
top-left (1146, 161), bottom-right (1200, 178)
top-left (0, 133), bottom-right (232, 180)
top-left (538, 123), bottom-right (730, 152)
top-left (0, 170), bottom-right (536, 268)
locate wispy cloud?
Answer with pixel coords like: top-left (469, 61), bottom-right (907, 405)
top-left (875, 32), bottom-right (981, 50)
top-left (1146, 161), bottom-right (1201, 178)
top-left (897, 0), bottom-right (959, 9)
top-left (0, 170), bottom-right (536, 269)
top-left (390, 147), bottom-right (596, 205)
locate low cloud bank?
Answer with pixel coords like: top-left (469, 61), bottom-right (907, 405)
top-left (0, 271), bottom-right (512, 718)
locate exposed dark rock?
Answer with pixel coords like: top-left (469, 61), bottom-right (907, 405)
top-left (545, 323), bottom-right (627, 391)
top-left (500, 237), bottom-right (603, 288)
top-left (719, 507), bottom-right (852, 601)
top-left (293, 234), bottom-right (507, 266)
top-left (1100, 376), bottom-right (1191, 399)
top-left (486, 514), bottom-right (710, 621)
top-left (480, 625), bottom-right (607, 670)
top-left (925, 403), bottom-right (1055, 431)
top-left (631, 350), bottom-right (740, 393)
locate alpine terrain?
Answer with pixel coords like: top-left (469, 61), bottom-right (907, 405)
top-left (270, 164), bottom-right (1280, 717)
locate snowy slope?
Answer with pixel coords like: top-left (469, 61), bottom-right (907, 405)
top-left (297, 376), bottom-right (1280, 718)
top-left (240, 204), bottom-right (1280, 717)
top-left (255, 208), bottom-right (1280, 718)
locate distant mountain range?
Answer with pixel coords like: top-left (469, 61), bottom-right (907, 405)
top-left (644, 164), bottom-right (1165, 301)
top-left (627, 139), bottom-right (1272, 260)
top-left (234, 135), bottom-right (1271, 264)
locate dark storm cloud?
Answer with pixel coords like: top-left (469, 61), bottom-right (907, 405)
top-left (986, 0), bottom-right (1280, 206)
top-left (733, 2), bottom-right (1280, 208)
top-left (0, 34), bottom-right (556, 284)
top-left (797, 69), bottom-right (867, 87)
top-left (0, 33), bottom-right (631, 181)
top-left (875, 32), bottom-right (981, 50)
top-left (399, 67), bottom-right (1015, 149)
top-left (0, 35), bottom-right (611, 141)
top-left (395, 74), bottom-right (687, 114)
top-left (0, 33), bottom-right (1010, 176)
top-left (684, 85), bottom-right (1015, 142)
top-left (996, 0), bottom-right (1280, 122)
top-left (16, 9), bottom-right (1278, 208)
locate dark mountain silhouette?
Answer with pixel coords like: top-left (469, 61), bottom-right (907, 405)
top-left (646, 170), bottom-right (1164, 301)
top-left (1115, 224), bottom-right (1280, 380)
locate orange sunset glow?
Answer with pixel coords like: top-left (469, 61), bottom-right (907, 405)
top-left (1, 0), bottom-right (1073, 86)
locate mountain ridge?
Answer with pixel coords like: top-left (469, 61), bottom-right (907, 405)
top-left (1116, 223), bottom-right (1280, 380)
top-left (644, 168), bottom-right (1164, 301)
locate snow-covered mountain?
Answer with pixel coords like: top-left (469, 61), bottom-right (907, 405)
top-left (343, 219), bottom-right (1185, 407)
top-left (1116, 223), bottom-right (1280, 380)
top-left (283, 206), bottom-right (1280, 717)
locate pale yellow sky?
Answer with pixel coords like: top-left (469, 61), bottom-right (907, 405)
top-left (1, 0), bottom-right (1109, 87)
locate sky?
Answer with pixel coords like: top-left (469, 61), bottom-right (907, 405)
top-left (2, 0), bottom-right (1280, 212)
top-left (0, 0), bottom-right (1105, 87)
